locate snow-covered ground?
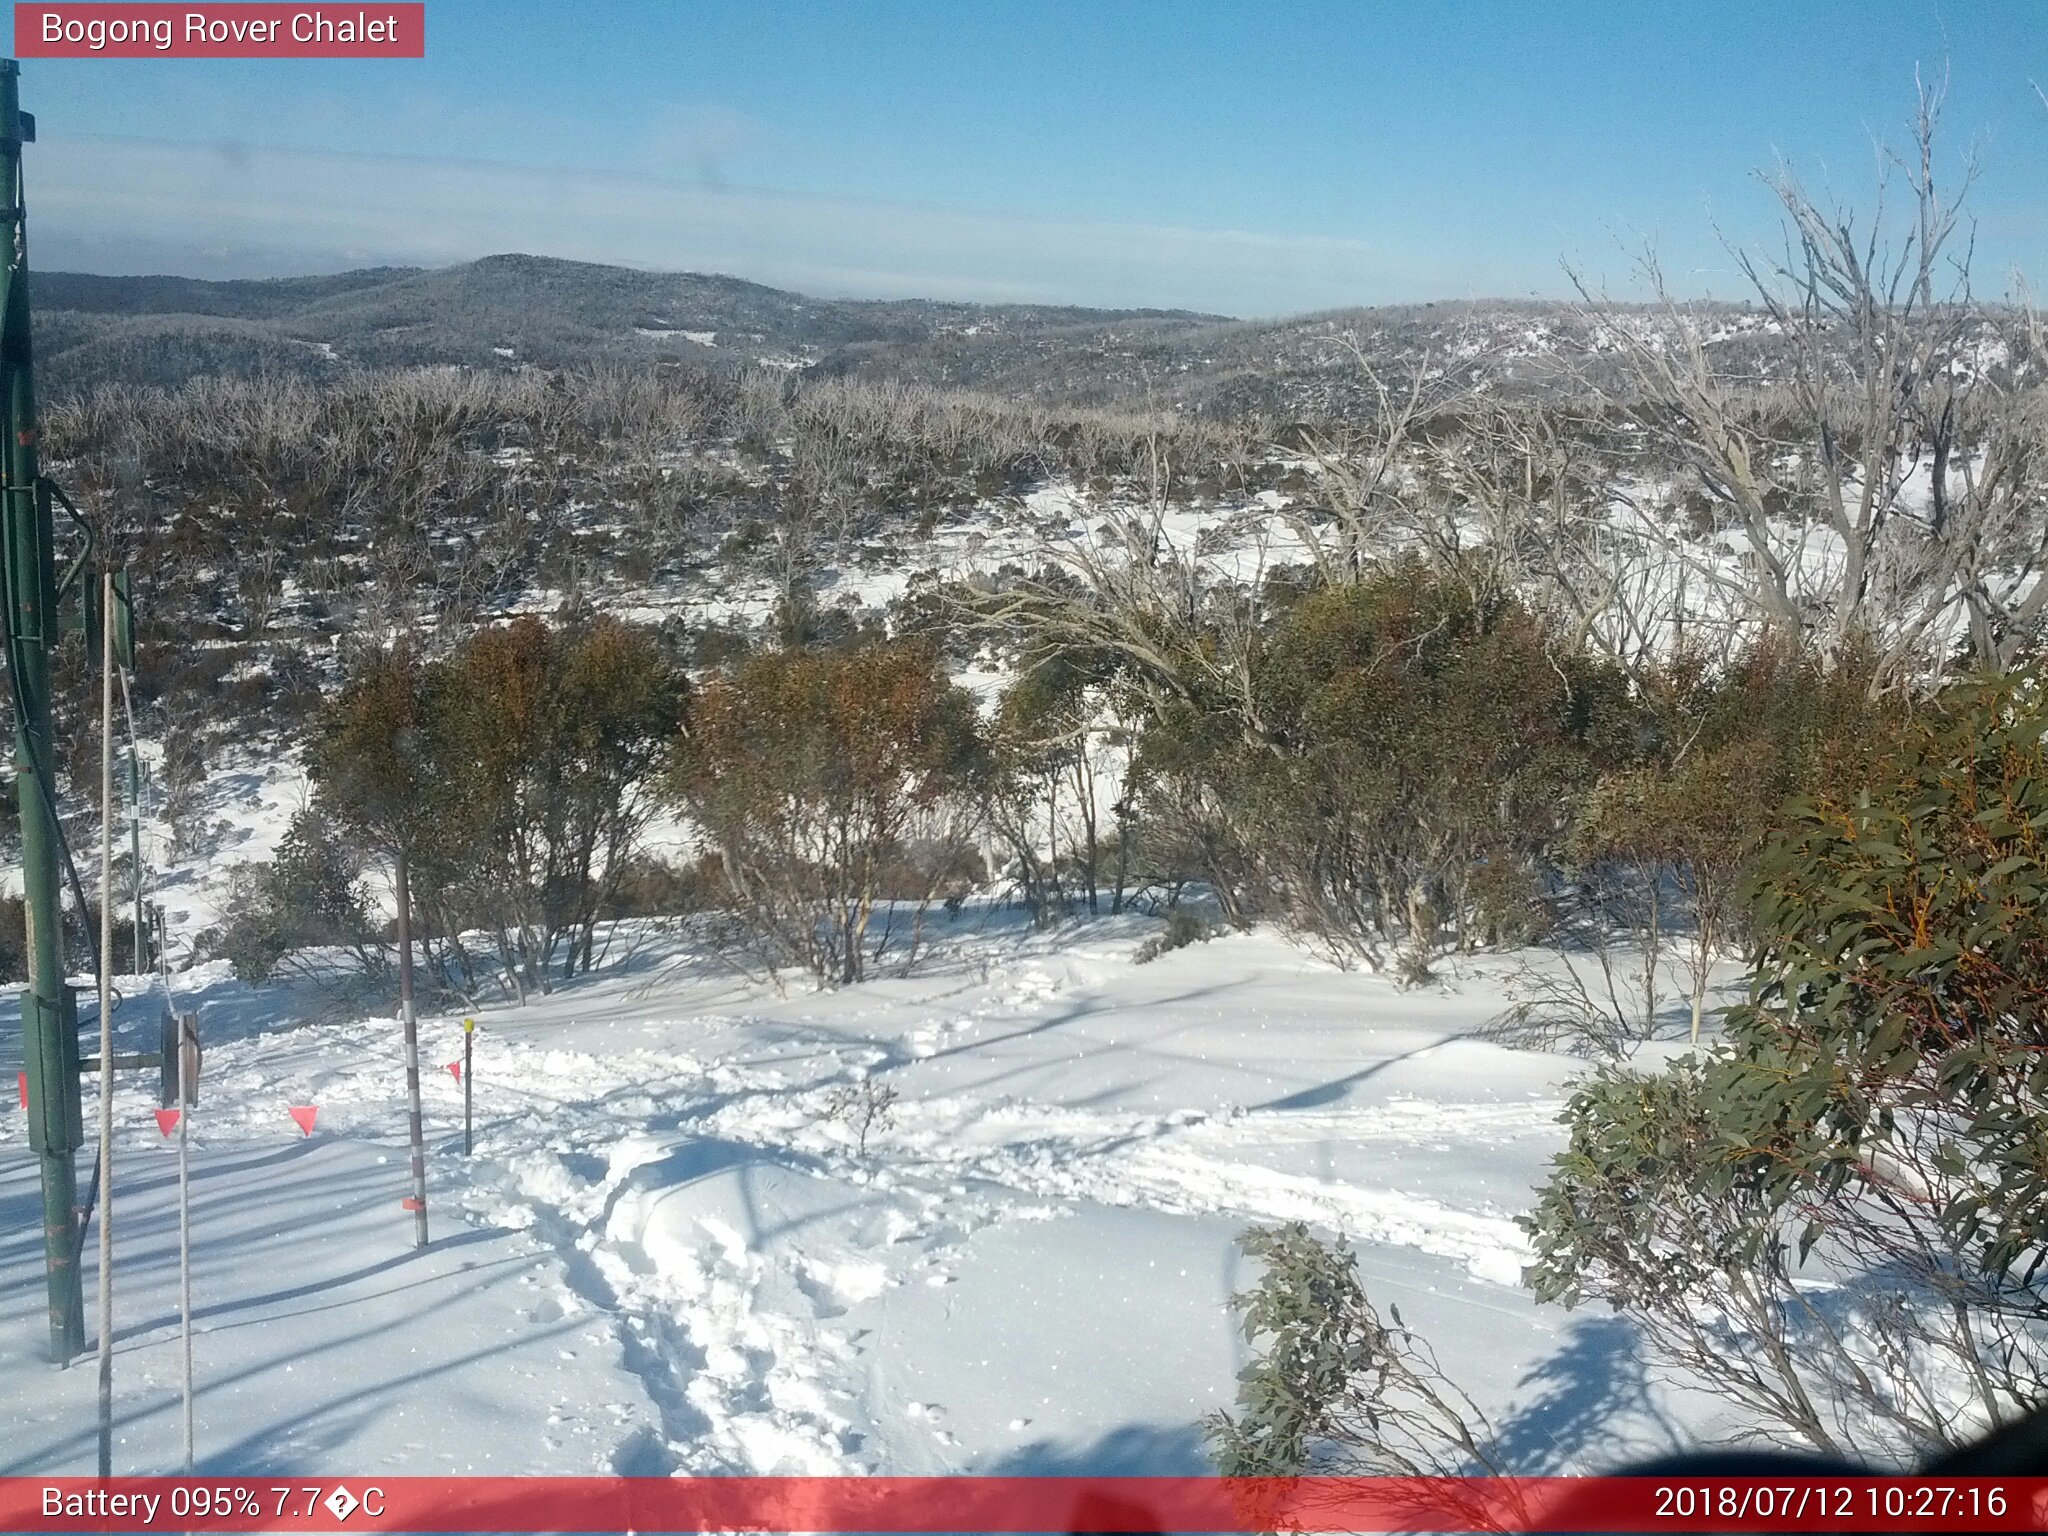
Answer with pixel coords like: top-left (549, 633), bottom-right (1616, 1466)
top-left (1, 911), bottom-right (1729, 1477)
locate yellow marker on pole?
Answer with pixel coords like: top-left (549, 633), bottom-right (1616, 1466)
top-left (462, 1019), bottom-right (475, 1157)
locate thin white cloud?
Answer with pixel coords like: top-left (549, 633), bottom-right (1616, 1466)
top-left (635, 102), bottom-right (773, 185)
top-left (27, 135), bottom-right (1527, 315)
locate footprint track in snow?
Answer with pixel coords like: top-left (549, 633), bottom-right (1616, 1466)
top-left (485, 1134), bottom-right (871, 1475)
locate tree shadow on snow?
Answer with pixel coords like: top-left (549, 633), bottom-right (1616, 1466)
top-left (1251, 1034), bottom-right (1476, 1112)
top-left (965, 1423), bottom-right (1207, 1536)
top-left (987, 1420), bottom-right (1212, 1475)
top-left (1489, 1314), bottom-right (1688, 1472)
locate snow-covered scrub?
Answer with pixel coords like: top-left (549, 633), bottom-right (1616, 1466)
top-left (3, 913), bottom-right (1737, 1476)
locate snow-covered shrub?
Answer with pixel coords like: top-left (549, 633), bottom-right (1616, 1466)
top-left (820, 1077), bottom-right (899, 1156)
top-left (1393, 944), bottom-right (1438, 989)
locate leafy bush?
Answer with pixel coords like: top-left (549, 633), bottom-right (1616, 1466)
top-left (668, 641), bottom-right (987, 984)
top-left (303, 620), bottom-right (683, 1000)
top-left (201, 809), bottom-right (384, 984)
top-left (1543, 646), bottom-right (1901, 1046)
top-left (1137, 561), bottom-right (1634, 969)
top-left (1523, 669), bottom-right (2048, 1460)
top-left (599, 854), bottom-right (715, 921)
top-left (0, 896), bottom-right (26, 983)
top-left (1134, 904), bottom-right (1210, 964)
top-left (1205, 1224), bottom-right (1505, 1478)
top-left (432, 616), bottom-right (685, 984)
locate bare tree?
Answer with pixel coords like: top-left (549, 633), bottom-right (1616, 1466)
top-left (1567, 72), bottom-right (2046, 689)
top-left (960, 435), bottom-right (1275, 752)
top-left (1276, 334), bottom-right (1469, 586)
top-left (1415, 400), bottom-right (1731, 686)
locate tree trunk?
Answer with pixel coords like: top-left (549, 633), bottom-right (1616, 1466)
top-left (1076, 752), bottom-right (1099, 915)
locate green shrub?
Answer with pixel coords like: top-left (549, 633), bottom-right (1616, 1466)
top-left (667, 641), bottom-right (987, 984)
top-left (1134, 904), bottom-right (1210, 964)
top-left (202, 809), bottom-right (383, 984)
top-left (1524, 669), bottom-right (2048, 1460)
top-left (1135, 560), bottom-right (1634, 968)
top-left (1204, 1224), bottom-right (1504, 1477)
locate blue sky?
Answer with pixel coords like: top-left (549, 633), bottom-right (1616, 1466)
top-left (15, 1), bottom-right (2046, 315)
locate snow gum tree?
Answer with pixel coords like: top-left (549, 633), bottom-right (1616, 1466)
top-left (987, 644), bottom-right (1137, 922)
top-left (669, 641), bottom-right (988, 985)
top-left (305, 642), bottom-right (450, 930)
top-left (1138, 559), bottom-right (1635, 969)
top-left (431, 616), bottom-right (684, 989)
top-left (296, 620), bottom-right (683, 1001)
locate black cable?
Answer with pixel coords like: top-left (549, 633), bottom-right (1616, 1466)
top-left (73, 1153), bottom-right (99, 1267)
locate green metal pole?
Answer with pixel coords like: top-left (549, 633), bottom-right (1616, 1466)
top-left (0, 58), bottom-right (85, 1365)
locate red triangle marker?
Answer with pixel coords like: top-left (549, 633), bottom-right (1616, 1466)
top-left (16, 1072), bottom-right (25, 1109)
top-left (155, 1108), bottom-right (181, 1137)
top-left (289, 1105), bottom-right (318, 1136)
top-left (445, 1061), bottom-right (461, 1083)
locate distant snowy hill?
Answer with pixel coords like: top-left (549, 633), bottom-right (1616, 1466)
top-left (34, 254), bottom-right (1218, 398)
top-left (38, 253), bottom-right (1927, 416)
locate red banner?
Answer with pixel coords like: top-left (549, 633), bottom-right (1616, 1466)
top-left (14, 5), bottom-right (424, 58)
top-left (4, 1476), bottom-right (2048, 1532)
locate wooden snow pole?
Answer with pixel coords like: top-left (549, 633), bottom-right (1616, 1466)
top-left (396, 850), bottom-right (429, 1246)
